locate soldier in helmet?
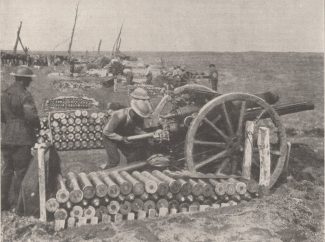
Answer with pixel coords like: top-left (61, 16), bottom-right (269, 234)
top-left (1, 66), bottom-right (40, 211)
top-left (208, 64), bottom-right (219, 91)
top-left (101, 88), bottom-right (157, 169)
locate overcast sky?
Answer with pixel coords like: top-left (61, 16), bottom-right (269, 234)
top-left (0, 0), bottom-right (323, 52)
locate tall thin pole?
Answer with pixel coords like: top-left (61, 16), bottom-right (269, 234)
top-left (68, 2), bottom-right (79, 57)
top-left (97, 39), bottom-right (102, 55)
top-left (13, 21), bottom-right (22, 54)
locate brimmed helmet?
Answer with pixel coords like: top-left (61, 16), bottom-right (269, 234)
top-left (10, 66), bottom-right (35, 78)
top-left (130, 99), bottom-right (152, 118)
top-left (130, 87), bottom-right (150, 100)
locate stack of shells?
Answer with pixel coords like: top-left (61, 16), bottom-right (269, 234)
top-left (50, 110), bottom-right (109, 151)
top-left (46, 97), bottom-right (94, 110)
top-left (36, 117), bottom-right (51, 144)
top-left (46, 170), bottom-right (259, 227)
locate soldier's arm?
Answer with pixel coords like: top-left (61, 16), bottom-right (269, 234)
top-left (102, 112), bottom-right (124, 141)
top-left (22, 93), bottom-right (40, 129)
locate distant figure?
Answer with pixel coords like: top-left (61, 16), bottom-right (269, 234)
top-left (124, 68), bottom-right (134, 85)
top-left (145, 65), bottom-right (153, 85)
top-left (208, 64), bottom-right (219, 91)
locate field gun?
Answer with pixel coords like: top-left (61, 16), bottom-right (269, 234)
top-left (128, 84), bottom-right (314, 188)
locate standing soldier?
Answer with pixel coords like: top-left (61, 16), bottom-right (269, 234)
top-left (208, 64), bottom-right (219, 91)
top-left (145, 65), bottom-right (153, 85)
top-left (1, 66), bottom-right (40, 211)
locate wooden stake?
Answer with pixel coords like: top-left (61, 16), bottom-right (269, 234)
top-left (258, 127), bottom-right (271, 187)
top-left (242, 121), bottom-right (255, 180)
top-left (37, 144), bottom-right (47, 222)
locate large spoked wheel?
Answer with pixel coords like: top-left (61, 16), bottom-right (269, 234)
top-left (185, 93), bottom-right (287, 188)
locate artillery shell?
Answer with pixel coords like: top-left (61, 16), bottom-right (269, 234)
top-left (54, 208), bottom-right (68, 220)
top-left (84, 206), bottom-right (96, 218)
top-left (102, 196), bottom-right (110, 205)
top-left (132, 171), bottom-right (158, 194)
top-left (191, 201), bottom-right (200, 208)
top-left (107, 201), bottom-right (120, 215)
top-left (241, 193), bottom-right (252, 201)
top-left (150, 193), bottom-right (159, 202)
top-left (120, 171), bottom-right (145, 196)
top-left (110, 172), bottom-right (132, 195)
top-left (88, 172), bottom-right (108, 198)
top-left (81, 199), bottom-right (89, 207)
top-left (100, 173), bottom-right (120, 198)
top-left (140, 192), bottom-right (149, 201)
top-left (186, 195), bottom-right (195, 203)
top-left (223, 195), bottom-right (230, 202)
top-left (156, 199), bottom-right (169, 209)
top-left (189, 179), bottom-right (203, 196)
top-left (198, 179), bottom-right (214, 197)
top-left (131, 198), bottom-right (144, 212)
top-left (141, 171), bottom-right (169, 196)
top-left (228, 178), bottom-right (247, 195)
top-left (152, 170), bottom-right (181, 194)
top-left (126, 193), bottom-right (135, 202)
top-left (119, 201), bottom-right (132, 215)
top-left (64, 201), bottom-right (73, 211)
top-left (91, 198), bottom-right (101, 207)
top-left (67, 172), bottom-right (83, 203)
top-left (98, 205), bottom-right (109, 216)
top-left (176, 193), bottom-right (186, 203)
top-left (231, 194), bottom-right (241, 202)
top-left (166, 192), bottom-right (173, 200)
top-left (169, 200), bottom-right (179, 209)
top-left (70, 205), bottom-right (83, 218)
top-left (211, 194), bottom-right (219, 202)
top-left (245, 179), bottom-right (259, 194)
top-left (220, 179), bottom-right (236, 196)
top-left (78, 172), bottom-right (96, 199)
top-left (209, 179), bottom-right (226, 196)
top-left (196, 195), bottom-right (205, 203)
top-left (178, 179), bottom-right (192, 196)
top-left (143, 200), bottom-right (156, 212)
top-left (117, 194), bottom-right (126, 202)
top-left (179, 203), bottom-right (189, 212)
top-left (46, 198), bottom-right (59, 212)
top-left (203, 199), bottom-right (212, 205)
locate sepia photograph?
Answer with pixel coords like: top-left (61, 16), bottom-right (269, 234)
top-left (0, 0), bottom-right (324, 241)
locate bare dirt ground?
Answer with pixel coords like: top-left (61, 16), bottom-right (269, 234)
top-left (1, 52), bottom-right (324, 241)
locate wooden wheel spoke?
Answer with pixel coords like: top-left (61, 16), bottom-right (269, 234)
top-left (236, 101), bottom-right (247, 136)
top-left (222, 102), bottom-right (234, 136)
top-left (203, 118), bottom-right (229, 141)
top-left (195, 150), bottom-right (228, 169)
top-left (216, 158), bottom-right (230, 174)
top-left (193, 140), bottom-right (226, 148)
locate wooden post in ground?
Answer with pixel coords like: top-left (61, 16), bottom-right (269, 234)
top-left (257, 127), bottom-right (271, 187)
top-left (37, 143), bottom-right (47, 222)
top-left (13, 21), bottom-right (22, 53)
top-left (242, 121), bottom-right (255, 179)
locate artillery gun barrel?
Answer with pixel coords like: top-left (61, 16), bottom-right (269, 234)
top-left (156, 198), bottom-right (169, 209)
top-left (119, 201), bottom-right (132, 215)
top-left (46, 198), bottom-right (59, 213)
top-left (131, 198), bottom-right (144, 212)
top-left (189, 179), bottom-right (203, 196)
top-left (54, 208), bottom-right (68, 220)
top-left (178, 178), bottom-right (192, 196)
top-left (228, 178), bottom-right (247, 195)
top-left (143, 200), bottom-right (156, 212)
top-left (198, 179), bottom-right (214, 197)
top-left (209, 179), bottom-right (226, 196)
top-left (84, 206), bottom-right (96, 218)
top-left (245, 101), bottom-right (314, 120)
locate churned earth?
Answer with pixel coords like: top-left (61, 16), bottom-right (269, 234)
top-left (1, 52), bottom-right (323, 241)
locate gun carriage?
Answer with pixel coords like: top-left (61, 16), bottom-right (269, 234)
top-left (125, 84), bottom-right (314, 188)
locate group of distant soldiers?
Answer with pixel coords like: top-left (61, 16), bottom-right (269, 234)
top-left (1, 51), bottom-right (69, 66)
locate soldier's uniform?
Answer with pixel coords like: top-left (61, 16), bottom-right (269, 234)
top-left (1, 75), bottom-right (40, 210)
top-left (209, 69), bottom-right (218, 91)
